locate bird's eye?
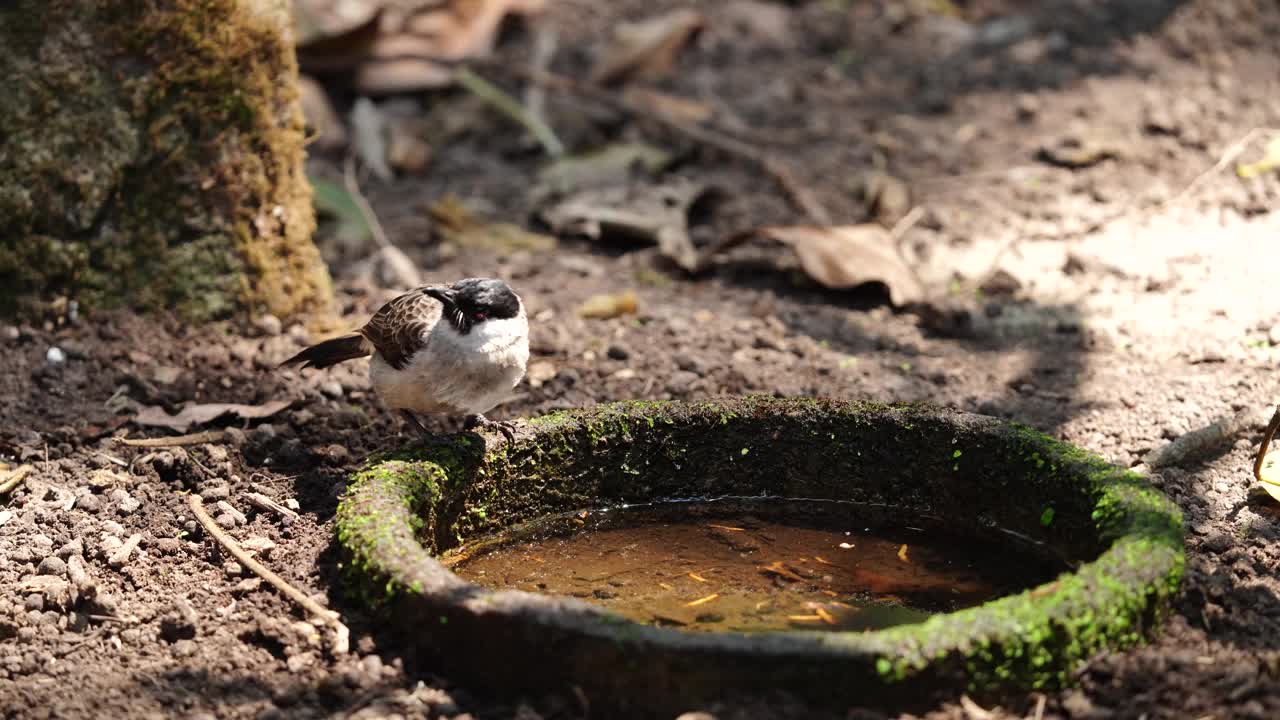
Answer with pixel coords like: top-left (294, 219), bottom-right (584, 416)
top-left (471, 311), bottom-right (488, 322)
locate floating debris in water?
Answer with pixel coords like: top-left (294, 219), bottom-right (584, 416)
top-left (449, 499), bottom-right (1059, 634)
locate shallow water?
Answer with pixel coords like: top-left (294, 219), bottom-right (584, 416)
top-left (447, 500), bottom-right (1061, 633)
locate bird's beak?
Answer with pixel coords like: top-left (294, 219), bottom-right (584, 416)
top-left (424, 286), bottom-right (457, 307)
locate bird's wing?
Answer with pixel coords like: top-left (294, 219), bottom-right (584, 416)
top-left (360, 287), bottom-right (442, 370)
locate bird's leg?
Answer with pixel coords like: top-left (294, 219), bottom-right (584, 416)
top-left (464, 413), bottom-right (517, 444)
top-left (400, 410), bottom-right (432, 440)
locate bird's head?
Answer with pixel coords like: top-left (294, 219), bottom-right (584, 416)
top-left (425, 278), bottom-right (522, 335)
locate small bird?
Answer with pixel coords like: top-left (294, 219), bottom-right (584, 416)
top-left (281, 277), bottom-right (529, 440)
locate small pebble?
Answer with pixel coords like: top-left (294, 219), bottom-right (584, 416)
top-left (257, 314), bottom-right (283, 336)
top-left (606, 344), bottom-right (630, 361)
top-left (45, 347), bottom-right (66, 364)
top-left (224, 561), bottom-right (243, 577)
top-left (200, 484), bottom-right (231, 502)
top-left (215, 500), bottom-right (247, 526)
top-left (36, 556), bottom-right (67, 578)
top-left (232, 578), bottom-right (262, 594)
top-left (56, 538), bottom-right (83, 558)
top-left (1, 325), bottom-right (19, 342)
top-left (319, 381), bottom-right (344, 399)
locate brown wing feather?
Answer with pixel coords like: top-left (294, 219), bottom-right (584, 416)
top-left (359, 287), bottom-right (442, 370)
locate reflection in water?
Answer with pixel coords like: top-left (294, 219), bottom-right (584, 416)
top-left (449, 501), bottom-right (1060, 633)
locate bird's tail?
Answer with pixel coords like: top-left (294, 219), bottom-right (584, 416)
top-left (279, 333), bottom-right (370, 370)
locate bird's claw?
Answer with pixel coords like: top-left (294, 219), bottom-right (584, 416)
top-left (464, 414), bottom-right (517, 444)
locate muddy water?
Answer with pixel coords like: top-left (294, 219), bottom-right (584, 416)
top-left (447, 500), bottom-right (1062, 633)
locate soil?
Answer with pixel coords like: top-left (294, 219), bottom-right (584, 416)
top-left (4, 0), bottom-right (1280, 718)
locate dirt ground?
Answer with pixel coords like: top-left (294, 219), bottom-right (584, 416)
top-left (4, 0), bottom-right (1280, 717)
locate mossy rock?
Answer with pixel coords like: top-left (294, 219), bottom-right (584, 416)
top-left (0, 0), bottom-right (333, 322)
top-left (336, 397), bottom-right (1184, 716)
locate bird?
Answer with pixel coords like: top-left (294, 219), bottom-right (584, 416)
top-left (280, 277), bottom-right (529, 441)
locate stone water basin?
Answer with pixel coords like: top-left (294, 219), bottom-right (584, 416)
top-left (336, 398), bottom-right (1183, 716)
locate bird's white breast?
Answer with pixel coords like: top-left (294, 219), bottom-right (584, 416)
top-left (369, 314), bottom-right (529, 416)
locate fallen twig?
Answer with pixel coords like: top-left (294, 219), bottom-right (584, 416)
top-left (456, 67), bottom-right (565, 157)
top-left (343, 155), bottom-right (423, 289)
top-left (117, 430), bottom-right (226, 448)
top-left (523, 23), bottom-right (558, 137)
top-left (245, 491), bottom-right (300, 521)
top-left (1252, 406), bottom-right (1280, 483)
top-left (0, 464), bottom-right (33, 497)
top-left (187, 494), bottom-right (348, 654)
top-left (496, 65), bottom-right (831, 224)
top-left (1168, 127), bottom-right (1276, 207)
top-left (344, 154), bottom-right (392, 250)
top-left (1136, 407), bottom-right (1272, 475)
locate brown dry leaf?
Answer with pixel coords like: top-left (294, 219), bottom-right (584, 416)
top-left (620, 87), bottom-right (714, 125)
top-left (539, 180), bottom-right (716, 272)
top-left (133, 400), bottom-right (292, 432)
top-left (707, 225), bottom-right (924, 305)
top-left (298, 74), bottom-right (347, 151)
top-left (350, 98), bottom-right (393, 182)
top-left (399, 0), bottom-right (546, 60)
top-left (429, 195), bottom-right (557, 253)
top-left (294, 0), bottom-right (382, 54)
top-left (297, 0), bottom-right (546, 93)
top-left (535, 143), bottom-right (674, 197)
top-left (577, 291), bottom-right (639, 320)
top-left (591, 9), bottom-right (706, 86)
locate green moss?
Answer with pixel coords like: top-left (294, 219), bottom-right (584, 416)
top-left (0, 0), bottom-right (332, 322)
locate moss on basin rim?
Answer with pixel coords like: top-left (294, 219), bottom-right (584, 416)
top-left (336, 397), bottom-right (1184, 715)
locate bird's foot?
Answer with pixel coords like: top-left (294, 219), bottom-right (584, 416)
top-left (401, 411), bottom-right (433, 441)
top-left (464, 414), bottom-right (517, 444)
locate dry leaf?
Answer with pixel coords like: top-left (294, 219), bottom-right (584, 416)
top-left (294, 0), bottom-right (382, 54)
top-left (707, 225), bottom-right (925, 305)
top-left (133, 400), bottom-right (292, 432)
top-left (539, 180), bottom-right (716, 272)
top-left (298, 74), bottom-right (347, 151)
top-left (297, 0), bottom-right (545, 93)
top-left (720, 1), bottom-right (796, 47)
top-left (577, 292), bottom-right (639, 320)
top-left (620, 87), bottom-right (714, 125)
top-left (350, 98), bottom-right (393, 182)
top-left (1037, 133), bottom-right (1124, 168)
top-left (1236, 135), bottom-right (1280, 179)
top-left (400, 0), bottom-right (546, 61)
top-left (535, 143), bottom-right (674, 197)
top-left (1255, 450), bottom-right (1280, 503)
top-left (591, 9), bottom-right (706, 85)
top-left (429, 195), bottom-right (557, 253)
